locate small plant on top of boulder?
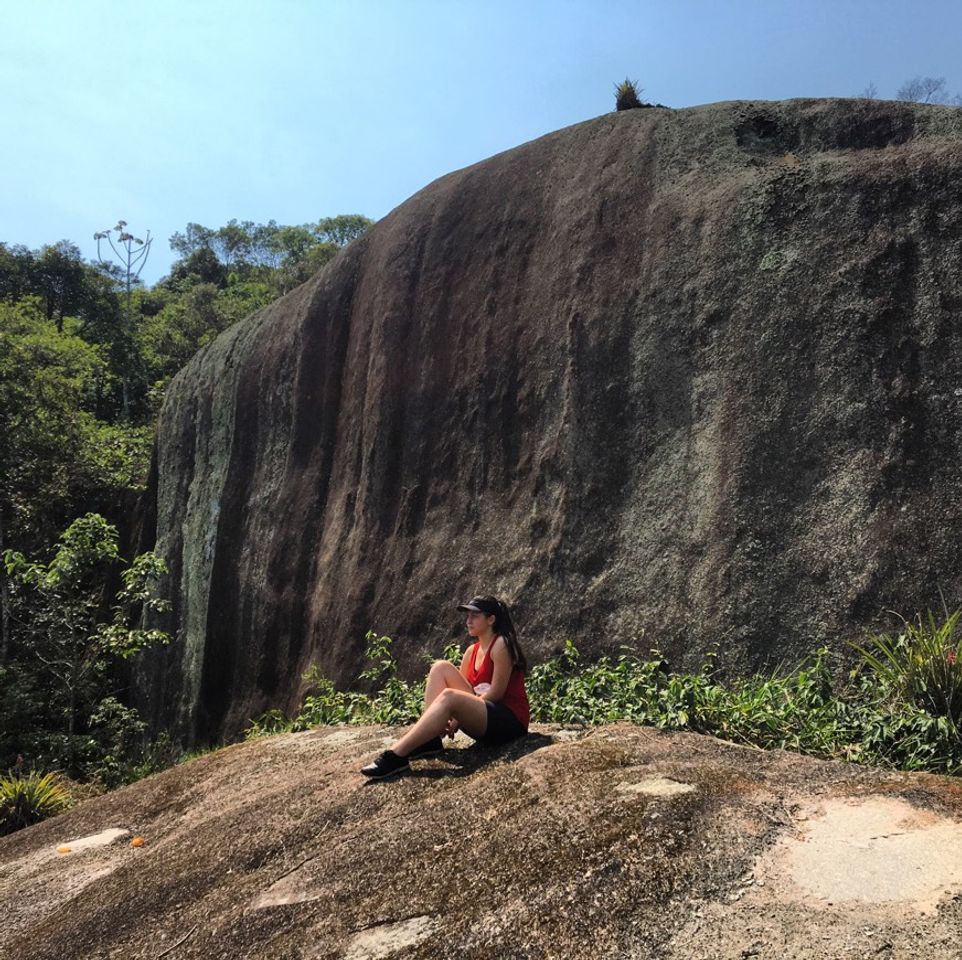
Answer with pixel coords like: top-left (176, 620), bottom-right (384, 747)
top-left (614, 78), bottom-right (645, 111)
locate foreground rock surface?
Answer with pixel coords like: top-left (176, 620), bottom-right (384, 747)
top-left (3, 724), bottom-right (962, 959)
top-left (140, 97), bottom-right (962, 744)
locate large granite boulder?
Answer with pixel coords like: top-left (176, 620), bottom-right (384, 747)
top-left (139, 98), bottom-right (962, 744)
top-left (5, 727), bottom-right (962, 958)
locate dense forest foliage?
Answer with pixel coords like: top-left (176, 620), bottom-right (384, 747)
top-left (0, 215), bottom-right (373, 787)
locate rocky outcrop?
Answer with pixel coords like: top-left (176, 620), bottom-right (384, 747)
top-left (5, 726), bottom-right (962, 958)
top-left (140, 98), bottom-right (962, 744)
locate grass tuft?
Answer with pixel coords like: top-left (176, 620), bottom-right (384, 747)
top-left (0, 770), bottom-right (72, 835)
top-left (850, 607), bottom-right (962, 729)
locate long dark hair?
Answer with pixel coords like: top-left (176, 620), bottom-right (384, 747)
top-left (486, 596), bottom-right (527, 673)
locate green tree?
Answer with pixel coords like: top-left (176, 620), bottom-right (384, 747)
top-left (167, 246), bottom-right (228, 288)
top-left (168, 222), bottom-right (215, 259)
top-left (2, 513), bottom-right (169, 775)
top-left (249, 219), bottom-right (282, 270)
top-left (0, 243), bottom-right (119, 341)
top-left (212, 275), bottom-right (275, 326)
top-left (314, 214), bottom-right (374, 248)
top-left (0, 300), bottom-right (151, 660)
top-left (35, 241), bottom-right (87, 331)
top-left (0, 243), bottom-right (36, 302)
top-left (140, 275), bottom-right (274, 391)
top-left (213, 219), bottom-right (254, 271)
top-left (271, 225), bottom-right (336, 293)
top-left (94, 221), bottom-right (153, 419)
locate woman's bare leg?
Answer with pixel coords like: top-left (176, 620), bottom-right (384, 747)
top-left (423, 659), bottom-right (473, 708)
top-left (391, 689), bottom-right (488, 757)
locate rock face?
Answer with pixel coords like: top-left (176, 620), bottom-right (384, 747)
top-left (140, 98), bottom-right (962, 745)
top-left (5, 726), bottom-right (962, 959)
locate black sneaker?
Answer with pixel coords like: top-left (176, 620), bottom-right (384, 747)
top-left (360, 750), bottom-right (410, 779)
top-left (408, 736), bottom-right (444, 759)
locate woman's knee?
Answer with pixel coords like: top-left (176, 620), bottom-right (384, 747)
top-left (442, 691), bottom-right (487, 735)
top-left (437, 688), bottom-right (480, 714)
top-left (436, 687), bottom-right (457, 707)
top-left (437, 687), bottom-right (478, 715)
top-left (428, 659), bottom-right (456, 678)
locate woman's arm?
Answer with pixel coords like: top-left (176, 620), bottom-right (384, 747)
top-left (480, 637), bottom-right (512, 702)
top-left (459, 643), bottom-right (474, 682)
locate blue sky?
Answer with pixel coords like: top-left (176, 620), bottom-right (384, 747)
top-left (2, 0), bottom-right (961, 284)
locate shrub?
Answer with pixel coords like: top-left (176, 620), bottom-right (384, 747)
top-left (245, 630), bottom-right (434, 739)
top-left (614, 78), bottom-right (644, 111)
top-left (850, 608), bottom-right (962, 729)
top-left (2, 513), bottom-right (170, 778)
top-left (245, 618), bottom-right (962, 777)
top-left (0, 771), bottom-right (72, 835)
top-left (85, 696), bottom-right (149, 788)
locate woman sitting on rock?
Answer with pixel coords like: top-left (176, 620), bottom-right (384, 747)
top-left (361, 595), bottom-right (530, 779)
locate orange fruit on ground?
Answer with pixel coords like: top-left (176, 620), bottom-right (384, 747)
top-left (131, 836), bottom-right (145, 847)
top-left (56, 846), bottom-right (71, 854)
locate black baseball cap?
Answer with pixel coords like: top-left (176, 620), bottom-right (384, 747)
top-left (457, 596), bottom-right (500, 615)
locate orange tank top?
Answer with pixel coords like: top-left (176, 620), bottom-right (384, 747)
top-left (465, 637), bottom-right (530, 729)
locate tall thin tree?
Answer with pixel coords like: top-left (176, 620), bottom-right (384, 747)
top-left (94, 221), bottom-right (152, 419)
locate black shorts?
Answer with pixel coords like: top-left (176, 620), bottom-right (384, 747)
top-left (475, 701), bottom-right (527, 747)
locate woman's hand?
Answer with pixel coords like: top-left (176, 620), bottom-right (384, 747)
top-left (445, 717), bottom-right (460, 739)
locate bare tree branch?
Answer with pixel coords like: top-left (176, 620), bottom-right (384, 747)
top-left (896, 75), bottom-right (950, 104)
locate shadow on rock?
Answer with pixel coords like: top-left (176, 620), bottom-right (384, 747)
top-left (365, 732), bottom-right (556, 783)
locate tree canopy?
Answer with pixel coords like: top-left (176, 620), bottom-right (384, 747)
top-left (0, 210), bottom-right (374, 782)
